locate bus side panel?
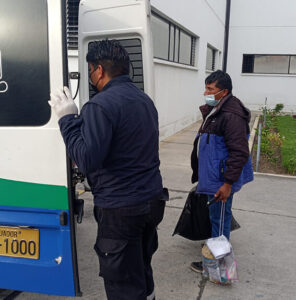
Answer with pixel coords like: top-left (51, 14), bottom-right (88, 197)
top-left (0, 0), bottom-right (80, 295)
top-left (0, 206), bottom-right (75, 296)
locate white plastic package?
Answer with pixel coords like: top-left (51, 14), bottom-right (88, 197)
top-left (206, 235), bottom-right (231, 259)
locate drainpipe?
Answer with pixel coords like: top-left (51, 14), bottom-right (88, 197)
top-left (222, 0), bottom-right (231, 72)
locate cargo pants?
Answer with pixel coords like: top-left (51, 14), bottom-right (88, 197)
top-left (94, 196), bottom-right (166, 300)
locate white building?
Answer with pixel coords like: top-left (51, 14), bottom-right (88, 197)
top-left (227, 0), bottom-right (296, 113)
top-left (68, 0), bottom-right (226, 139)
top-left (67, 0), bottom-right (296, 140)
top-left (149, 0), bottom-right (226, 139)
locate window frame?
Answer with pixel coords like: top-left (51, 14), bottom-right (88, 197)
top-left (206, 45), bottom-right (217, 72)
top-left (151, 11), bottom-right (197, 67)
top-left (242, 54), bottom-right (296, 75)
top-left (150, 12), bottom-right (170, 61)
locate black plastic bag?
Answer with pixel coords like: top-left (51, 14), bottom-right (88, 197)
top-left (173, 187), bottom-right (240, 241)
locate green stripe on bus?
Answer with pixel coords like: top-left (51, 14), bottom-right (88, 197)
top-left (0, 178), bottom-right (68, 210)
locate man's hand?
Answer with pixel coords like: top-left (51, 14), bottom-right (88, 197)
top-left (215, 183), bottom-right (232, 202)
top-left (48, 87), bottom-right (78, 120)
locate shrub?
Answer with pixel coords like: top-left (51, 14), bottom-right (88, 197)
top-left (273, 103), bottom-right (284, 115)
top-left (258, 105), bottom-right (284, 164)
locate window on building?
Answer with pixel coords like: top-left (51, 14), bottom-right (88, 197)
top-left (174, 27), bottom-right (180, 62)
top-left (151, 13), bottom-right (197, 66)
top-left (169, 26), bottom-right (174, 61)
top-left (290, 56), bottom-right (296, 74)
top-left (0, 0), bottom-right (50, 126)
top-left (151, 15), bottom-right (170, 60)
top-left (242, 54), bottom-right (296, 74)
top-left (179, 31), bottom-right (192, 65)
top-left (206, 45), bottom-right (216, 71)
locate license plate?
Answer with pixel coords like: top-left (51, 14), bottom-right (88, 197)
top-left (0, 226), bottom-right (39, 259)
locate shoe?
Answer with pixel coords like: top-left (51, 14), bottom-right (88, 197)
top-left (190, 261), bottom-right (203, 273)
top-left (209, 279), bottom-right (232, 286)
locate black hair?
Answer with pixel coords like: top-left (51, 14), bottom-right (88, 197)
top-left (205, 70), bottom-right (232, 93)
top-left (86, 39), bottom-right (130, 78)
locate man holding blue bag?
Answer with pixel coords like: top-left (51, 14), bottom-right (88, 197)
top-left (190, 70), bottom-right (254, 273)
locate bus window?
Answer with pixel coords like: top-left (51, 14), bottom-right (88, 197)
top-left (88, 38), bottom-right (144, 99)
top-left (0, 0), bottom-right (50, 126)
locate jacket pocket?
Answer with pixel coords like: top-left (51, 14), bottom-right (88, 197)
top-left (94, 238), bottom-right (129, 282)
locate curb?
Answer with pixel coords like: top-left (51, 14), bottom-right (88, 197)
top-left (254, 172), bottom-right (296, 179)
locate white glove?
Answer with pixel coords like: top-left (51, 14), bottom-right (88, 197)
top-left (48, 87), bottom-right (78, 120)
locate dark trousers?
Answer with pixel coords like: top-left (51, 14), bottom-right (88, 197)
top-left (93, 199), bottom-right (165, 300)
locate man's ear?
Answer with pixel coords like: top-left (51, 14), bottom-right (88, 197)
top-left (97, 64), bottom-right (104, 79)
top-left (223, 89), bottom-right (229, 97)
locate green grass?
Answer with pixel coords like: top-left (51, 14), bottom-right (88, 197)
top-left (275, 116), bottom-right (296, 175)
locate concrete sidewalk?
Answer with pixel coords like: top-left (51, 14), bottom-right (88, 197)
top-left (19, 116), bottom-right (296, 300)
top-left (157, 120), bottom-right (296, 300)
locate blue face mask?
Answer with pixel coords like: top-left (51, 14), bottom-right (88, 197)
top-left (204, 90), bottom-right (224, 106)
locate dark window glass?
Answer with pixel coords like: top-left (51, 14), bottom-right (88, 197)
top-left (242, 55), bottom-right (255, 73)
top-left (0, 0), bottom-right (50, 126)
top-left (206, 46), bottom-right (216, 71)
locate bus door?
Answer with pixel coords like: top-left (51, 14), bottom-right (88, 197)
top-left (0, 0), bottom-right (81, 296)
top-left (78, 0), bottom-right (155, 105)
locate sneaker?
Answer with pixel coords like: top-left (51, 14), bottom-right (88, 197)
top-left (190, 261), bottom-right (203, 273)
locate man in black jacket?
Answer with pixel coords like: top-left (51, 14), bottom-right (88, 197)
top-left (49, 40), bottom-right (166, 300)
top-left (190, 70), bottom-right (253, 273)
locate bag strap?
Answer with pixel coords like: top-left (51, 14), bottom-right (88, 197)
top-left (219, 201), bottom-right (226, 236)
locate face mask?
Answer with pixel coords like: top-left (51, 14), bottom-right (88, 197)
top-left (204, 90), bottom-right (224, 106)
top-left (89, 66), bottom-right (100, 94)
top-left (89, 75), bottom-right (101, 94)
top-left (89, 81), bottom-right (99, 94)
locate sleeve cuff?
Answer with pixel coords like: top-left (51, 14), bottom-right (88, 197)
top-left (58, 114), bottom-right (79, 125)
top-left (225, 179), bottom-right (234, 185)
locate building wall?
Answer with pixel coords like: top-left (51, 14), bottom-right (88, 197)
top-left (151, 0), bottom-right (226, 139)
top-left (227, 0), bottom-right (296, 112)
